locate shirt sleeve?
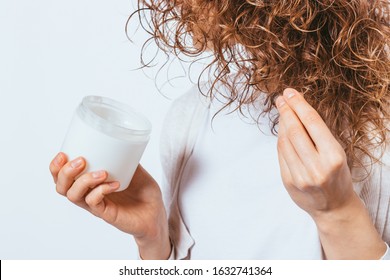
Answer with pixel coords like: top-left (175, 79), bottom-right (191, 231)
top-left (166, 244), bottom-right (176, 260)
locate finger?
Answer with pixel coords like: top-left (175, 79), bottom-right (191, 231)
top-left (277, 150), bottom-right (297, 192)
top-left (276, 124), bottom-right (293, 186)
top-left (49, 152), bottom-right (67, 183)
top-left (277, 152), bottom-right (309, 203)
top-left (56, 157), bottom-right (86, 196)
top-left (282, 88), bottom-right (339, 152)
top-left (276, 95), bottom-right (319, 167)
top-left (85, 182), bottom-right (120, 216)
top-left (277, 121), bottom-right (310, 191)
top-left (66, 170), bottom-right (108, 204)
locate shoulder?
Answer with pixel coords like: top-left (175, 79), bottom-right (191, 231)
top-left (159, 84), bottom-right (210, 184)
top-left (164, 85), bottom-right (209, 121)
top-left (160, 85), bottom-right (209, 145)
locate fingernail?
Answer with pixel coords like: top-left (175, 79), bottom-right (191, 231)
top-left (92, 170), bottom-right (106, 179)
top-left (284, 88), bottom-right (296, 99)
top-left (54, 153), bottom-right (64, 166)
top-left (276, 96), bottom-right (286, 108)
top-left (70, 157), bottom-right (83, 169)
top-left (109, 182), bottom-right (120, 189)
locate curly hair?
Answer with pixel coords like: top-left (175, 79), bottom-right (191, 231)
top-left (130, 0), bottom-right (390, 179)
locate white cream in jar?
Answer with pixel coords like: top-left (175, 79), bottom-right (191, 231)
top-left (61, 96), bottom-right (151, 192)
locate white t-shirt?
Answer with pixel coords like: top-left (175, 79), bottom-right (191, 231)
top-left (177, 98), bottom-right (323, 259)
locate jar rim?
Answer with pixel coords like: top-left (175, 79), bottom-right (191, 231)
top-left (78, 95), bottom-right (152, 138)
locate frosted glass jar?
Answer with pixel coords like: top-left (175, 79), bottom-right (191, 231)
top-left (61, 96), bottom-right (151, 192)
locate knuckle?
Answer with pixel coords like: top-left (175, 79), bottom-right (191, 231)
top-left (288, 126), bottom-right (302, 139)
top-left (303, 111), bottom-right (320, 125)
top-left (311, 171), bottom-right (327, 187)
top-left (49, 162), bottom-right (57, 175)
top-left (55, 184), bottom-right (66, 196)
top-left (281, 176), bottom-right (293, 188)
top-left (99, 187), bottom-right (106, 197)
top-left (279, 108), bottom-right (288, 117)
top-left (85, 187), bottom-right (103, 207)
top-left (278, 104), bottom-right (288, 114)
top-left (328, 153), bottom-right (346, 170)
top-left (277, 136), bottom-right (288, 152)
top-left (85, 195), bottom-right (95, 207)
top-left (298, 182), bottom-right (311, 191)
top-left (295, 176), bottom-right (312, 191)
top-left (79, 175), bottom-right (92, 187)
top-left (66, 191), bottom-right (78, 203)
top-left (61, 166), bottom-right (74, 177)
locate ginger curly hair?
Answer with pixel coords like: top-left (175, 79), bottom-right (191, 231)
top-left (131, 0), bottom-right (390, 178)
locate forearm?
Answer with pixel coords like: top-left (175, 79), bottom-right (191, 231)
top-left (313, 193), bottom-right (387, 260)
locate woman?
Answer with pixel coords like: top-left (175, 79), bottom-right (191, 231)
top-left (50, 0), bottom-right (390, 259)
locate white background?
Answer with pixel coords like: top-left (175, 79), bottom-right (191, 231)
top-left (4, 260), bottom-right (390, 280)
top-left (0, 0), bottom-right (195, 259)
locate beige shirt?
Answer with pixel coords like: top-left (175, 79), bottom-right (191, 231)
top-left (160, 86), bottom-right (390, 259)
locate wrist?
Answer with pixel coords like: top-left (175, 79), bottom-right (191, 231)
top-left (312, 191), bottom-right (363, 233)
top-left (135, 223), bottom-right (172, 260)
top-left (312, 193), bottom-right (386, 259)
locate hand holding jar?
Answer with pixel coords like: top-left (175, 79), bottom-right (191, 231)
top-left (49, 96), bottom-right (171, 259)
